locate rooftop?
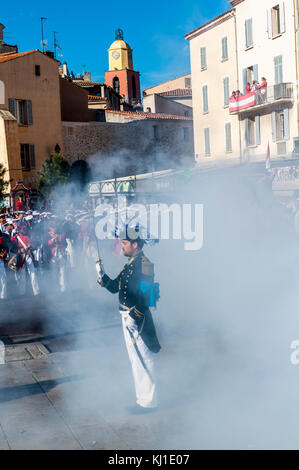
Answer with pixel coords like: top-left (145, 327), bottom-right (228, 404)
top-left (106, 110), bottom-right (192, 120)
top-left (143, 73), bottom-right (191, 92)
top-left (0, 50), bottom-right (38, 64)
top-left (159, 88), bottom-right (192, 97)
top-left (185, 8), bottom-right (235, 40)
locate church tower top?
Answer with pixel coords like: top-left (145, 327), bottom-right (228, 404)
top-left (108, 29), bottom-right (133, 71)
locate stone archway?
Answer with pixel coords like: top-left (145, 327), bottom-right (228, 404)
top-left (70, 159), bottom-right (91, 189)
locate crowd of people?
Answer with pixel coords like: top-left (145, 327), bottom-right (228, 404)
top-left (0, 206), bottom-right (103, 300)
top-left (230, 77), bottom-right (268, 104)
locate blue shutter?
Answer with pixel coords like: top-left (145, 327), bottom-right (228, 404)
top-left (245, 19), bottom-right (253, 47)
top-left (202, 85), bottom-right (208, 113)
top-left (267, 9), bottom-right (273, 38)
top-left (8, 98), bottom-right (16, 117)
top-left (225, 123), bottom-right (232, 152)
top-left (29, 144), bottom-right (35, 169)
top-left (255, 116), bottom-right (261, 145)
top-left (243, 68), bottom-right (248, 94)
top-left (283, 108), bottom-right (289, 140)
top-left (279, 2), bottom-right (285, 34)
top-left (245, 118), bottom-right (249, 147)
top-left (223, 77), bottom-right (230, 106)
top-left (222, 37), bottom-right (228, 59)
top-left (26, 100), bottom-right (33, 125)
top-left (253, 64), bottom-right (258, 82)
top-left (272, 112), bottom-right (277, 142)
top-left (204, 128), bottom-right (210, 155)
top-left (200, 47), bottom-right (207, 70)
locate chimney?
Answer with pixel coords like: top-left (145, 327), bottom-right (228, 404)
top-left (0, 24), bottom-right (5, 46)
top-left (84, 71), bottom-right (91, 82)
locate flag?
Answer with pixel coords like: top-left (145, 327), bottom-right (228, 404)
top-left (266, 141), bottom-right (271, 170)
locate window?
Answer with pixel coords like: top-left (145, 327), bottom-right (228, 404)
top-left (183, 127), bottom-right (190, 141)
top-left (225, 122), bottom-right (232, 153)
top-left (268, 3), bottom-right (285, 38)
top-left (204, 128), bottom-right (211, 156)
top-left (272, 109), bottom-right (289, 141)
top-left (200, 47), bottom-right (207, 70)
top-left (221, 37), bottom-right (228, 60)
top-left (146, 107), bottom-right (151, 113)
top-left (8, 99), bottom-right (33, 125)
top-left (132, 76), bottom-right (137, 99)
top-left (112, 76), bottom-right (120, 95)
top-left (245, 116), bottom-right (261, 146)
top-left (242, 64), bottom-right (258, 93)
top-left (245, 18), bottom-right (253, 48)
top-left (202, 85), bottom-right (209, 113)
top-left (184, 111), bottom-right (190, 117)
top-left (274, 55), bottom-right (283, 84)
top-left (20, 144), bottom-right (35, 170)
top-left (153, 125), bottom-right (159, 140)
top-left (185, 77), bottom-right (191, 88)
top-left (223, 77), bottom-right (230, 107)
top-left (35, 65), bottom-right (41, 76)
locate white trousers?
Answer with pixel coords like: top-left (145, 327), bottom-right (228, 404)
top-left (0, 261), bottom-right (7, 300)
top-left (15, 256), bottom-right (40, 296)
top-left (66, 239), bottom-right (75, 268)
top-left (121, 312), bottom-right (157, 408)
top-left (51, 257), bottom-right (66, 292)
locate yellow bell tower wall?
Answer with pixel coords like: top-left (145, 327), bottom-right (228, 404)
top-left (108, 40), bottom-right (133, 71)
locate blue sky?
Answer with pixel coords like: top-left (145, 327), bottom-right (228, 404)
top-left (1, 0), bottom-right (230, 90)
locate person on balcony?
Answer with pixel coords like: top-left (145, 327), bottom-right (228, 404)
top-left (235, 90), bottom-right (243, 97)
top-left (230, 91), bottom-right (236, 100)
top-left (260, 77), bottom-right (268, 103)
top-left (252, 80), bottom-right (262, 104)
top-left (246, 82), bottom-right (251, 93)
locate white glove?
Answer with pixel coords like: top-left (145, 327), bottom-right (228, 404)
top-left (95, 260), bottom-right (105, 280)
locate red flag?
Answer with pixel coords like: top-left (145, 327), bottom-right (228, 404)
top-left (266, 141), bottom-right (270, 170)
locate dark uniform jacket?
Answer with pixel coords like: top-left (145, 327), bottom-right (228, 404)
top-left (102, 250), bottom-right (161, 353)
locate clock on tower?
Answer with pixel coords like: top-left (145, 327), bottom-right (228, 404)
top-left (105, 29), bottom-right (141, 106)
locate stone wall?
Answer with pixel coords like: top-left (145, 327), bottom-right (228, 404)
top-left (62, 119), bottom-right (194, 178)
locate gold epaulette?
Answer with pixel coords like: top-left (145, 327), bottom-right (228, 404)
top-left (141, 255), bottom-right (154, 276)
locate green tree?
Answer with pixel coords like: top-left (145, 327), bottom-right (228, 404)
top-left (38, 152), bottom-right (70, 201)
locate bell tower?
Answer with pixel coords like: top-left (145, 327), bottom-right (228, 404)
top-left (105, 29), bottom-right (141, 106)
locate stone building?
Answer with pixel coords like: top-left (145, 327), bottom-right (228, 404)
top-left (142, 74), bottom-right (192, 117)
top-left (0, 49), bottom-right (63, 189)
top-left (62, 110), bottom-right (194, 179)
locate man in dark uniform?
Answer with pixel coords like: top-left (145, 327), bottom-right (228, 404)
top-left (96, 226), bottom-right (161, 413)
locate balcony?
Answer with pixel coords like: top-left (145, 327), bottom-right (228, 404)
top-left (229, 83), bottom-right (294, 116)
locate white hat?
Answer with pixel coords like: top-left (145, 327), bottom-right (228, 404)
top-left (25, 215), bottom-right (33, 221)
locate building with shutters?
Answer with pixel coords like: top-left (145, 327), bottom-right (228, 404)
top-left (185, 9), bottom-right (240, 162)
top-left (230, 0), bottom-right (298, 162)
top-left (0, 49), bottom-right (63, 190)
top-left (186, 0), bottom-right (299, 163)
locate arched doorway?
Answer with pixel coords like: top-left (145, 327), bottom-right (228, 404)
top-left (70, 160), bottom-right (91, 189)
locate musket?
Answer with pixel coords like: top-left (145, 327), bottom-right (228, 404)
top-left (91, 198), bottom-right (104, 286)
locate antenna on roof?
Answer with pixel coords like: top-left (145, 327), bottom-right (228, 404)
top-left (41, 17), bottom-right (48, 53)
top-left (53, 31), bottom-right (59, 59)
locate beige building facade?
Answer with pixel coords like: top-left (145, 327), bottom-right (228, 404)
top-left (0, 50), bottom-right (63, 190)
top-left (231, 0), bottom-right (298, 162)
top-left (143, 74), bottom-right (191, 96)
top-left (186, 10), bottom-right (241, 162)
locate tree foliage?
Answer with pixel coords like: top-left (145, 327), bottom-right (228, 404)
top-left (38, 153), bottom-right (70, 200)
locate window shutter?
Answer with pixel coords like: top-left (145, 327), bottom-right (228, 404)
top-left (200, 47), bottom-right (207, 70)
top-left (279, 2), bottom-right (285, 34)
top-left (202, 85), bottom-right (208, 113)
top-left (245, 19), bottom-right (253, 47)
top-left (245, 118), bottom-right (249, 147)
top-left (26, 100), bottom-right (33, 125)
top-left (8, 98), bottom-right (16, 117)
top-left (255, 116), bottom-right (261, 145)
top-left (267, 9), bottom-right (273, 38)
top-left (204, 128), bottom-right (210, 155)
top-left (243, 68), bottom-right (248, 94)
top-left (20, 144), bottom-right (25, 168)
top-left (223, 77), bottom-right (230, 106)
top-left (272, 112), bottom-right (277, 142)
top-left (225, 123), bottom-right (232, 152)
top-left (274, 55), bottom-right (283, 84)
top-left (29, 144), bottom-right (36, 168)
top-left (283, 108), bottom-right (289, 140)
top-left (253, 64), bottom-right (259, 82)
top-left (222, 37), bottom-right (228, 59)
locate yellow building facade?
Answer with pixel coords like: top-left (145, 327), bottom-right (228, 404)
top-left (0, 50), bottom-right (63, 190)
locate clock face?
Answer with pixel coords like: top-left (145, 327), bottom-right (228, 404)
top-left (112, 51), bottom-right (120, 59)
